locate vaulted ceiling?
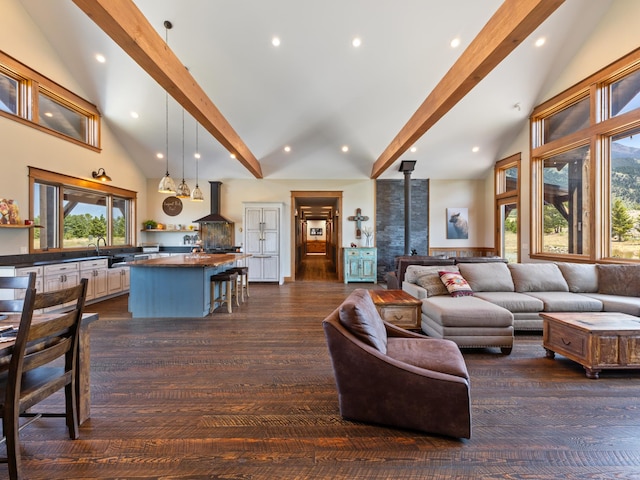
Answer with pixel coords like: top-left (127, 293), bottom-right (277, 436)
top-left (18, 0), bottom-right (613, 182)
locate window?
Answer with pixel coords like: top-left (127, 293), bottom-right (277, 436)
top-left (495, 153), bottom-right (520, 263)
top-left (610, 68), bottom-right (640, 117)
top-left (531, 48), bottom-right (640, 263)
top-left (608, 128), bottom-right (640, 260)
top-left (0, 50), bottom-right (100, 150)
top-left (540, 145), bottom-right (591, 256)
top-left (542, 96), bottom-right (590, 144)
top-left (29, 167), bottom-right (136, 253)
top-left (0, 69), bottom-right (19, 115)
top-left (38, 91), bottom-right (88, 143)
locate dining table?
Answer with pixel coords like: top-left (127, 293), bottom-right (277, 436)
top-left (0, 311), bottom-right (99, 425)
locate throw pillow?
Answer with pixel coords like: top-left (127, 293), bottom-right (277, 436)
top-left (338, 289), bottom-right (387, 353)
top-left (406, 265), bottom-right (459, 297)
top-left (457, 262), bottom-right (514, 292)
top-left (556, 262), bottom-right (598, 293)
top-left (597, 265), bottom-right (640, 297)
top-left (508, 263), bottom-right (569, 292)
top-left (439, 271), bottom-right (474, 297)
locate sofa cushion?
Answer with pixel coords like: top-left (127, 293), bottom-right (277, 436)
top-left (338, 289), bottom-right (387, 353)
top-left (556, 262), bottom-right (598, 293)
top-left (580, 293), bottom-right (640, 316)
top-left (421, 296), bottom-right (513, 328)
top-left (386, 337), bottom-right (469, 379)
top-left (508, 263), bottom-right (569, 292)
top-left (406, 265), bottom-right (459, 297)
top-left (524, 291), bottom-right (603, 312)
top-left (597, 265), bottom-right (640, 297)
top-left (439, 271), bottom-right (474, 297)
top-left (474, 292), bottom-right (544, 313)
top-left (457, 262), bottom-right (515, 292)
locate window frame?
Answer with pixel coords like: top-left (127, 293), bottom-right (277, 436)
top-left (0, 50), bottom-right (101, 151)
top-left (530, 47), bottom-right (640, 263)
top-left (494, 153), bottom-right (521, 263)
top-left (28, 167), bottom-right (137, 253)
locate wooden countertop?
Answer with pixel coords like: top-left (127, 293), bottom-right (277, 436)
top-left (126, 253), bottom-right (250, 268)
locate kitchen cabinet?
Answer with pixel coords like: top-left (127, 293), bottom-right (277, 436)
top-left (108, 266), bottom-right (130, 295)
top-left (79, 258), bottom-right (109, 301)
top-left (43, 262), bottom-right (80, 311)
top-left (244, 203), bottom-right (282, 283)
top-left (343, 247), bottom-right (377, 283)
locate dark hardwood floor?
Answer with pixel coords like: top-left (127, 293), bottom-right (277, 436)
top-left (6, 275), bottom-right (640, 479)
top-left (296, 253), bottom-right (338, 282)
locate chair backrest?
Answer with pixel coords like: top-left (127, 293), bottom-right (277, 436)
top-left (0, 272), bottom-right (36, 314)
top-left (8, 278), bottom-right (88, 412)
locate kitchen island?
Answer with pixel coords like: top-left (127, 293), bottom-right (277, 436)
top-left (127, 253), bottom-right (249, 318)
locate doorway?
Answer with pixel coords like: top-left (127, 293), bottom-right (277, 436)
top-left (291, 191), bottom-right (342, 282)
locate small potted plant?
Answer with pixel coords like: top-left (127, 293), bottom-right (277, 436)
top-left (143, 219), bottom-right (158, 230)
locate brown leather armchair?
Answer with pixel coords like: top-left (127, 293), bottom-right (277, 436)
top-left (323, 289), bottom-right (471, 438)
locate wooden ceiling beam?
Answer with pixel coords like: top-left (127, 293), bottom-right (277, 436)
top-left (370, 0), bottom-right (565, 179)
top-left (72, 0), bottom-right (263, 179)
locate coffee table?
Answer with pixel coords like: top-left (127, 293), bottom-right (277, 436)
top-left (369, 289), bottom-right (422, 330)
top-left (541, 312), bottom-right (640, 379)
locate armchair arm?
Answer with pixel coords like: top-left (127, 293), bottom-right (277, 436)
top-left (384, 320), bottom-right (425, 338)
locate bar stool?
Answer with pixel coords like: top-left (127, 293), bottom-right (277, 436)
top-left (227, 266), bottom-right (249, 303)
top-left (210, 271), bottom-right (238, 313)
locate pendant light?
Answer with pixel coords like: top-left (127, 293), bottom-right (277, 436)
top-left (176, 108), bottom-right (191, 198)
top-left (191, 121), bottom-right (204, 202)
top-left (158, 20), bottom-right (176, 194)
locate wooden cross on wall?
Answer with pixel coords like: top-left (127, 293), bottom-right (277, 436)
top-left (348, 208), bottom-right (369, 239)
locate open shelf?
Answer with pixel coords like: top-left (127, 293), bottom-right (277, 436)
top-left (141, 229), bottom-right (199, 233)
top-left (0, 224), bottom-right (43, 229)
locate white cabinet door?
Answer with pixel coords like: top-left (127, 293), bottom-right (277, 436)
top-left (243, 203), bottom-right (282, 283)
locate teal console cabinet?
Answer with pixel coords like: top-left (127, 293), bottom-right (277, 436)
top-left (344, 247), bottom-right (377, 283)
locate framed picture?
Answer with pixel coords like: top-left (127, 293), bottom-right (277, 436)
top-left (310, 227), bottom-right (323, 236)
top-left (447, 208), bottom-right (469, 239)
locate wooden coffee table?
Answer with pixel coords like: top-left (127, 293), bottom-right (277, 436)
top-left (541, 312), bottom-right (640, 379)
top-left (369, 289), bottom-right (422, 330)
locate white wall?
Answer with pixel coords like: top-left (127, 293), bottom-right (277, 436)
top-left (0, 0), bottom-right (148, 256)
top-left (429, 179), bottom-right (493, 248)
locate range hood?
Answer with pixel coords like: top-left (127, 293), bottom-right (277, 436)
top-left (193, 181), bottom-right (233, 223)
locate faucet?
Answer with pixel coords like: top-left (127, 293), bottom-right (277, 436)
top-left (96, 236), bottom-right (106, 255)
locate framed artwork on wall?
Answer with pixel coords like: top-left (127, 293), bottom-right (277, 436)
top-left (310, 227), bottom-right (323, 236)
top-left (447, 208), bottom-right (469, 239)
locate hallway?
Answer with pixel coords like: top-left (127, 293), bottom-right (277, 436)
top-left (296, 254), bottom-right (338, 282)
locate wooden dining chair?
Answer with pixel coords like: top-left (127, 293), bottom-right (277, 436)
top-left (0, 277), bottom-right (88, 480)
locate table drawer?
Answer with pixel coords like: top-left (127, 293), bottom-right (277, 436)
top-left (545, 321), bottom-right (588, 358)
top-left (379, 305), bottom-right (419, 329)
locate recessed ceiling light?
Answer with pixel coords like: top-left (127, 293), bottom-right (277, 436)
top-left (352, 37), bottom-right (362, 48)
top-left (472, 146), bottom-right (480, 153)
top-left (341, 145), bottom-right (349, 153)
top-left (194, 152), bottom-right (201, 159)
top-left (230, 153), bottom-right (236, 159)
top-left (450, 37), bottom-right (461, 48)
top-left (284, 145), bottom-right (291, 152)
top-left (156, 153), bottom-right (164, 159)
top-left (272, 36), bottom-right (281, 47)
top-left (130, 111), bottom-right (139, 119)
top-left (44, 112), bottom-right (53, 117)
top-left (95, 54), bottom-right (106, 63)
top-left (535, 37), bottom-right (546, 47)
top-left (410, 147), bottom-right (417, 153)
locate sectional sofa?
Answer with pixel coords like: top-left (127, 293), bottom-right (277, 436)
top-left (401, 261), bottom-right (640, 354)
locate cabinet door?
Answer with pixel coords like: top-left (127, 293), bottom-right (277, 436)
top-left (107, 268), bottom-right (123, 295)
top-left (261, 256), bottom-right (279, 281)
top-left (94, 268), bottom-right (109, 298)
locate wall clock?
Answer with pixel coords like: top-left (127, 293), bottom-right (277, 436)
top-left (162, 196), bottom-right (183, 216)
